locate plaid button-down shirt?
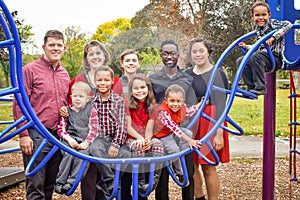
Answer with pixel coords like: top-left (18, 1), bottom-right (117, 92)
top-left (86, 91), bottom-right (127, 149)
top-left (256, 18), bottom-right (292, 54)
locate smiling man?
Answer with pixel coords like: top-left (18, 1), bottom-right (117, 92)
top-left (13, 30), bottom-right (70, 200)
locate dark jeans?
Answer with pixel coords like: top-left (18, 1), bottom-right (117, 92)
top-left (155, 152), bottom-right (194, 200)
top-left (80, 163), bottom-right (106, 200)
top-left (237, 51), bottom-right (282, 90)
top-left (121, 170), bottom-right (148, 200)
top-left (89, 137), bottom-right (131, 182)
top-left (23, 128), bottom-right (62, 200)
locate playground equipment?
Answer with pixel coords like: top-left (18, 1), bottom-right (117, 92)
top-left (0, 1), bottom-right (299, 200)
top-left (268, 0), bottom-right (300, 198)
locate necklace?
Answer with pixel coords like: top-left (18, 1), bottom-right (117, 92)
top-left (193, 64), bottom-right (213, 75)
top-left (84, 72), bottom-right (97, 93)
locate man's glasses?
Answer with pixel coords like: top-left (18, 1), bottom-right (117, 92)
top-left (160, 51), bottom-right (178, 57)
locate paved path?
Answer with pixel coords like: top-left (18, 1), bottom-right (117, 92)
top-left (229, 135), bottom-right (293, 159)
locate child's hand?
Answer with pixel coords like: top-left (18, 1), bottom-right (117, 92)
top-left (134, 138), bottom-right (145, 150)
top-left (143, 139), bottom-right (152, 151)
top-left (78, 141), bottom-right (90, 150)
top-left (188, 139), bottom-right (201, 150)
top-left (238, 42), bottom-right (247, 49)
top-left (196, 97), bottom-right (209, 109)
top-left (108, 145), bottom-right (119, 158)
top-left (266, 37), bottom-right (275, 46)
top-left (60, 106), bottom-right (69, 117)
top-left (64, 135), bottom-right (79, 148)
top-left (213, 128), bottom-right (224, 151)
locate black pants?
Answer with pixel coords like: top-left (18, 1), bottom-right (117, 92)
top-left (81, 163), bottom-right (106, 200)
top-left (155, 152), bottom-right (194, 200)
top-left (237, 51), bottom-right (282, 90)
top-left (121, 170), bottom-right (148, 200)
top-left (23, 128), bottom-right (62, 200)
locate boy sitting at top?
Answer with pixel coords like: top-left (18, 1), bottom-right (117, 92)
top-left (237, 1), bottom-right (292, 95)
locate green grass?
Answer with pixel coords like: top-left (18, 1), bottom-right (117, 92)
top-left (0, 89), bottom-right (296, 137)
top-left (228, 89), bottom-right (292, 136)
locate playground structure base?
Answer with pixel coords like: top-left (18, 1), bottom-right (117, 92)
top-left (0, 167), bottom-right (25, 189)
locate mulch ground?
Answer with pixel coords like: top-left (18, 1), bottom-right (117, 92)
top-left (1, 151), bottom-right (300, 199)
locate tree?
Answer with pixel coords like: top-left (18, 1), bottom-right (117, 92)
top-left (62, 26), bottom-right (88, 79)
top-left (92, 18), bottom-right (132, 46)
top-left (0, 10), bottom-right (34, 87)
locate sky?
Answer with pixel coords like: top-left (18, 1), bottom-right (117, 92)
top-left (4, 0), bottom-right (149, 53)
top-left (3, 0), bottom-right (300, 54)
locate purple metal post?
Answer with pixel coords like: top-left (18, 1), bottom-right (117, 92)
top-left (263, 72), bottom-right (276, 199)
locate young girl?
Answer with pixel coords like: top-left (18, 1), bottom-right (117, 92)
top-left (125, 73), bottom-right (164, 196)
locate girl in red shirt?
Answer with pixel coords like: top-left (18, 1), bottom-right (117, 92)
top-left (125, 74), bottom-right (164, 195)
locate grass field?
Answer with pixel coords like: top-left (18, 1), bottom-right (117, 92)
top-left (0, 89), bottom-right (297, 136)
top-left (228, 89), bottom-right (292, 136)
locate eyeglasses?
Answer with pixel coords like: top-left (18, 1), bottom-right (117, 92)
top-left (160, 51), bottom-right (178, 57)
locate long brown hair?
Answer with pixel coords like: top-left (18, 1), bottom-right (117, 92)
top-left (127, 73), bottom-right (156, 113)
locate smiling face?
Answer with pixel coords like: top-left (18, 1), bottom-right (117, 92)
top-left (165, 91), bottom-right (184, 113)
top-left (95, 70), bottom-right (114, 96)
top-left (160, 44), bottom-right (179, 69)
top-left (86, 46), bottom-right (106, 71)
top-left (251, 5), bottom-right (271, 27)
top-left (121, 53), bottom-right (140, 76)
top-left (131, 79), bottom-right (148, 102)
top-left (190, 41), bottom-right (210, 67)
top-left (42, 37), bottom-right (66, 67)
top-left (71, 88), bottom-right (90, 111)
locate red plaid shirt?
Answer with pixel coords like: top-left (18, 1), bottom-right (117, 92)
top-left (86, 91), bottom-right (127, 149)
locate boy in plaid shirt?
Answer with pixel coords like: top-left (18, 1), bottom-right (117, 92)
top-left (86, 66), bottom-right (131, 196)
top-left (237, 1), bottom-right (292, 95)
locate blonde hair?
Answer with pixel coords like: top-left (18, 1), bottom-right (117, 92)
top-left (71, 81), bottom-right (91, 96)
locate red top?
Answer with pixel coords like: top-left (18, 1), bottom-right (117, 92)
top-left (13, 57), bottom-right (70, 137)
top-left (126, 100), bottom-right (156, 140)
top-left (154, 100), bottom-right (197, 139)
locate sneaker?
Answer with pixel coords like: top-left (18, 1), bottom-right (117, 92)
top-left (62, 182), bottom-right (72, 193)
top-left (54, 183), bottom-right (64, 194)
top-left (138, 182), bottom-right (149, 193)
top-left (249, 89), bottom-right (266, 95)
